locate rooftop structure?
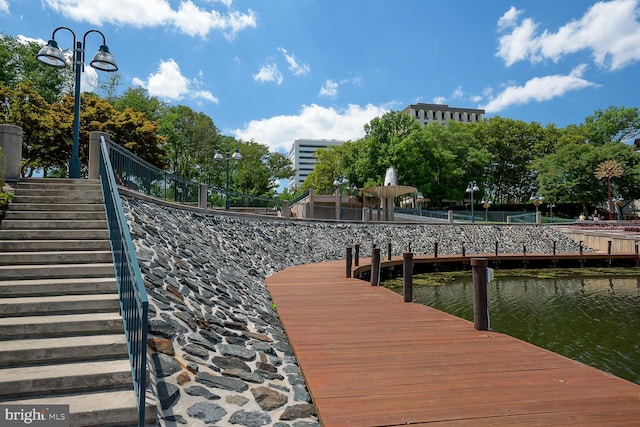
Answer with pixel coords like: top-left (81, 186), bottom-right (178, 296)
top-left (402, 103), bottom-right (485, 126)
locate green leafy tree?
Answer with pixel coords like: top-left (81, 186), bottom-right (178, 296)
top-left (584, 106), bottom-right (640, 145)
top-left (112, 87), bottom-right (165, 122)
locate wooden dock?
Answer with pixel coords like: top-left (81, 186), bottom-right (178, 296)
top-left (266, 257), bottom-right (640, 426)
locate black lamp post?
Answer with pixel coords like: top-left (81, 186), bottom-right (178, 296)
top-left (37, 27), bottom-right (118, 178)
top-left (465, 181), bottom-right (479, 223)
top-left (214, 148), bottom-right (242, 210)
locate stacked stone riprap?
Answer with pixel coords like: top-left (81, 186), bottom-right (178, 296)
top-left (122, 196), bottom-right (583, 426)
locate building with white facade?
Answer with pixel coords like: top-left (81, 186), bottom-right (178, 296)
top-left (288, 139), bottom-right (344, 189)
top-left (402, 103), bottom-right (485, 126)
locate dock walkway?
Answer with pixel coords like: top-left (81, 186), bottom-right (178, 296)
top-left (266, 257), bottom-right (640, 426)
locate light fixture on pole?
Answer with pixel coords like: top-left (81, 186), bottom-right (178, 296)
top-left (480, 199), bottom-right (492, 222)
top-left (548, 202), bottom-right (556, 218)
top-left (465, 181), bottom-right (479, 223)
top-left (333, 177), bottom-right (349, 220)
top-left (530, 195), bottom-right (545, 213)
top-left (613, 196), bottom-right (624, 221)
top-left (214, 148), bottom-right (242, 210)
top-left (37, 27), bottom-right (118, 179)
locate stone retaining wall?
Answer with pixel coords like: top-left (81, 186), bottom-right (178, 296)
top-left (122, 196), bottom-right (583, 426)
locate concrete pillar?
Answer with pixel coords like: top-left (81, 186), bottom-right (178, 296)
top-left (89, 131), bottom-right (110, 179)
top-left (448, 210), bottom-right (453, 224)
top-left (199, 184), bottom-right (208, 209)
top-left (536, 211), bottom-right (542, 224)
top-left (282, 200), bottom-right (289, 218)
top-left (0, 124), bottom-right (23, 182)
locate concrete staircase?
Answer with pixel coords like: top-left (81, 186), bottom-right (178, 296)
top-left (0, 178), bottom-right (155, 426)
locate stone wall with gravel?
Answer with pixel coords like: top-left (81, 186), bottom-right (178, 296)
top-left (122, 195), bottom-right (583, 426)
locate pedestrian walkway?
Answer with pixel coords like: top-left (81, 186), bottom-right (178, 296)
top-left (266, 258), bottom-right (640, 426)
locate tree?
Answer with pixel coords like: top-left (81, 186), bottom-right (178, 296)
top-left (584, 106), bottom-right (640, 145)
top-left (301, 144), bottom-right (347, 194)
top-left (594, 159), bottom-right (624, 217)
top-left (112, 87), bottom-right (165, 122)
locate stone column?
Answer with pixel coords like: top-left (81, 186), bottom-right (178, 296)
top-left (89, 131), bottom-right (110, 179)
top-left (0, 124), bottom-right (23, 183)
top-left (282, 200), bottom-right (289, 218)
top-left (199, 184), bottom-right (208, 209)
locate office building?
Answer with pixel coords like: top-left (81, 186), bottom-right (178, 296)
top-left (288, 139), bottom-right (344, 189)
top-left (402, 103), bottom-right (485, 126)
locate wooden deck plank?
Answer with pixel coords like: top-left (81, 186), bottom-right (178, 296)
top-left (267, 257), bottom-right (640, 426)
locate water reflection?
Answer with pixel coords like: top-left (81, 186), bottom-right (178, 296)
top-left (408, 276), bottom-right (640, 385)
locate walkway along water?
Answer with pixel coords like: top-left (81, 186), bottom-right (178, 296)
top-left (266, 257), bottom-right (640, 426)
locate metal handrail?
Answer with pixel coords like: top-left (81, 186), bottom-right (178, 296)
top-left (107, 139), bottom-right (200, 203)
top-left (99, 136), bottom-right (149, 427)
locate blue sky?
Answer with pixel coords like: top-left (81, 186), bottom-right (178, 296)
top-left (1, 0), bottom-right (640, 154)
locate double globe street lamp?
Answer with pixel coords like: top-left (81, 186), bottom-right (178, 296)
top-left (214, 148), bottom-right (242, 210)
top-left (465, 181), bottom-right (479, 223)
top-left (37, 27), bottom-right (118, 178)
top-left (333, 177), bottom-right (349, 220)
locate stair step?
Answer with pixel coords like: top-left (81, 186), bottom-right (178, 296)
top-left (0, 312), bottom-right (124, 339)
top-left (14, 188), bottom-right (103, 197)
top-left (0, 229), bottom-right (109, 240)
top-left (1, 220), bottom-right (107, 230)
top-left (13, 195), bottom-right (104, 204)
top-left (0, 359), bottom-right (133, 399)
top-left (0, 294), bottom-right (120, 317)
top-left (0, 250), bottom-right (113, 265)
top-left (0, 277), bottom-right (117, 297)
top-left (5, 203), bottom-right (105, 212)
top-left (0, 239), bottom-right (110, 252)
top-left (18, 178), bottom-right (100, 185)
top-left (0, 263), bottom-right (115, 280)
top-left (6, 390), bottom-right (156, 427)
top-left (4, 210), bottom-right (106, 220)
top-left (0, 334), bottom-right (128, 366)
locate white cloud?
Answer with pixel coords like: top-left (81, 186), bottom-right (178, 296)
top-left (481, 65), bottom-right (599, 113)
top-left (277, 47), bottom-right (310, 76)
top-left (497, 0), bottom-right (640, 70)
top-left (319, 79), bottom-right (338, 98)
top-left (230, 103), bottom-right (390, 152)
top-left (452, 86), bottom-right (465, 99)
top-left (42, 0), bottom-right (256, 40)
top-left (133, 58), bottom-right (219, 103)
top-left (496, 6), bottom-right (522, 32)
top-left (432, 96), bottom-right (446, 104)
top-left (253, 63), bottom-right (283, 84)
top-left (0, 0), bottom-right (9, 14)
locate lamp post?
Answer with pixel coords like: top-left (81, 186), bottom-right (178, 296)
top-left (548, 202), bottom-right (555, 218)
top-left (481, 199), bottom-right (492, 222)
top-left (530, 195), bottom-right (545, 213)
top-left (333, 177), bottom-right (349, 220)
top-left (37, 27), bottom-right (118, 178)
top-left (214, 148), bottom-right (242, 210)
top-left (613, 196), bottom-right (624, 221)
top-left (465, 181), bottom-right (479, 223)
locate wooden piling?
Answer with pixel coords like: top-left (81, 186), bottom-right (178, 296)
top-left (471, 258), bottom-right (489, 331)
top-left (403, 251), bottom-right (413, 302)
top-left (370, 246), bottom-right (381, 286)
top-left (346, 245), bottom-right (352, 278)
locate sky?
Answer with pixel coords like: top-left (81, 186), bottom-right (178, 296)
top-left (1, 0), bottom-right (640, 155)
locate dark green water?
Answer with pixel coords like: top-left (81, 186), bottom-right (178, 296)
top-left (386, 271), bottom-right (640, 385)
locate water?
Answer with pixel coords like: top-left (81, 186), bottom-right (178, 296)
top-left (389, 273), bottom-right (640, 384)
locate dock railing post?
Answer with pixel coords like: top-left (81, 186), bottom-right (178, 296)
top-left (553, 240), bottom-right (557, 256)
top-left (354, 243), bottom-right (360, 266)
top-left (471, 258), bottom-right (489, 331)
top-left (371, 246), bottom-right (381, 286)
top-left (434, 242), bottom-right (438, 258)
top-left (579, 241), bottom-right (584, 255)
top-left (495, 240), bottom-right (499, 256)
top-left (403, 250), bottom-right (413, 302)
top-left (387, 241), bottom-right (392, 261)
top-left (346, 245), bottom-right (353, 278)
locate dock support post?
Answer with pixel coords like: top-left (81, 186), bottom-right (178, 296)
top-left (553, 240), bottom-right (557, 256)
top-left (387, 241), bottom-right (392, 261)
top-left (579, 241), bottom-right (584, 255)
top-left (346, 245), bottom-right (352, 278)
top-left (462, 243), bottom-right (466, 257)
top-left (495, 241), bottom-right (499, 257)
top-left (371, 246), bottom-right (381, 286)
top-left (354, 243), bottom-right (360, 266)
top-left (434, 242), bottom-right (438, 258)
top-left (471, 258), bottom-right (489, 331)
top-left (403, 251), bottom-right (413, 302)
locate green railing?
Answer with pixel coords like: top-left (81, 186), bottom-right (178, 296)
top-left (99, 136), bottom-right (149, 427)
top-left (107, 140), bottom-right (200, 203)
